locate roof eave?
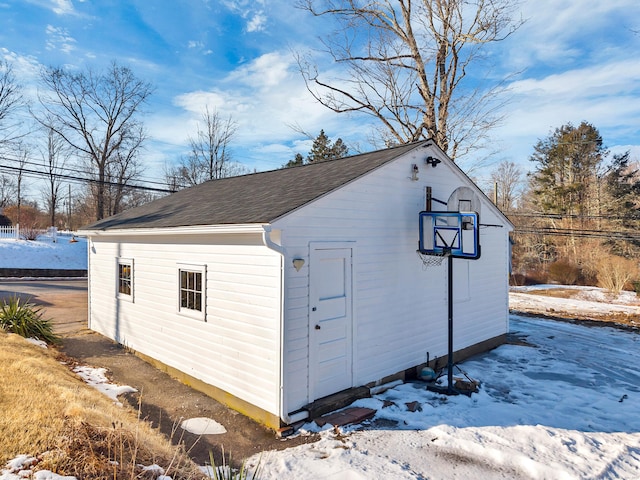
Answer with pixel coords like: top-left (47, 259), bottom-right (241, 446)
top-left (79, 223), bottom-right (270, 237)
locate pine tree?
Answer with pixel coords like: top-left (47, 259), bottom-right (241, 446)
top-left (330, 138), bottom-right (349, 159)
top-left (529, 122), bottom-right (604, 216)
top-left (284, 153), bottom-right (305, 168)
top-left (283, 130), bottom-right (349, 168)
top-left (604, 152), bottom-right (640, 219)
top-left (307, 130), bottom-right (332, 164)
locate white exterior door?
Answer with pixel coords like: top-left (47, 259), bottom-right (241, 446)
top-left (309, 246), bottom-right (353, 400)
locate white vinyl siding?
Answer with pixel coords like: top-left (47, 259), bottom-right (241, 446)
top-left (88, 233), bottom-right (282, 417)
top-left (274, 145), bottom-right (511, 411)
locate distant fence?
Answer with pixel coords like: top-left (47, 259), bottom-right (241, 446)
top-left (0, 225), bottom-right (18, 239)
top-left (0, 225), bottom-right (71, 242)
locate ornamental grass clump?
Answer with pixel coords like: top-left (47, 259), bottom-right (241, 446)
top-left (207, 449), bottom-right (263, 480)
top-left (0, 295), bottom-right (60, 344)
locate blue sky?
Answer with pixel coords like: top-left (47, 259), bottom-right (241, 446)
top-left (2, 0), bottom-right (640, 191)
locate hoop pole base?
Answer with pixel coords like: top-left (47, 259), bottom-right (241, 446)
top-left (447, 254), bottom-right (454, 393)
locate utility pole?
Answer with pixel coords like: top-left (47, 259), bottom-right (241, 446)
top-left (67, 184), bottom-right (71, 231)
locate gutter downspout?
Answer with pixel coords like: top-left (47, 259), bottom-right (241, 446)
top-left (262, 225), bottom-right (309, 425)
top-left (87, 237), bottom-right (92, 331)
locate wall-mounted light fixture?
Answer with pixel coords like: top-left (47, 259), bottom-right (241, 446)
top-left (292, 258), bottom-right (305, 271)
top-left (425, 156), bottom-right (441, 168)
top-left (411, 164), bottom-right (419, 181)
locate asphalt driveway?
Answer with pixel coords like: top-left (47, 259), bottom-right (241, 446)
top-left (0, 278), bottom-right (313, 466)
top-left (0, 278), bottom-right (88, 335)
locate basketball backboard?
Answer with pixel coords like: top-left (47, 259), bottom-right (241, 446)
top-left (418, 211), bottom-right (480, 259)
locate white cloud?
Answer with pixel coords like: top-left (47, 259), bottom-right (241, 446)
top-left (51, 0), bottom-right (75, 15)
top-left (222, 0), bottom-right (269, 34)
top-left (163, 50), bottom-right (359, 170)
top-left (0, 48), bottom-right (41, 82)
top-left (246, 13), bottom-right (267, 33)
top-left (499, 59), bottom-right (640, 143)
top-left (504, 0), bottom-right (640, 70)
top-left (478, 0), bottom-right (640, 170)
top-left (45, 25), bottom-right (77, 53)
top-left (225, 51), bottom-right (290, 89)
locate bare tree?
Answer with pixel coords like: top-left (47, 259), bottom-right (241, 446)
top-left (189, 107), bottom-right (237, 182)
top-left (103, 127), bottom-right (145, 216)
top-left (489, 160), bottom-right (523, 211)
top-left (39, 127), bottom-right (68, 226)
top-left (167, 107), bottom-right (245, 188)
top-left (0, 175), bottom-right (15, 208)
top-left (296, 0), bottom-right (523, 161)
top-left (14, 142), bottom-right (29, 225)
top-left (0, 59), bottom-right (25, 149)
top-left (38, 61), bottom-right (153, 220)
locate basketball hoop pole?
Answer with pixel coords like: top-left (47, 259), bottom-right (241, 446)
top-left (446, 253), bottom-right (455, 394)
top-left (425, 249), bottom-right (460, 396)
top-left (419, 208), bottom-right (481, 396)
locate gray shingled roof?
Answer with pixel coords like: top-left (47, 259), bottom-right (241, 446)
top-left (82, 141), bottom-right (426, 231)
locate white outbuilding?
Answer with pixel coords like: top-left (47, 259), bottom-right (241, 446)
top-left (80, 141), bottom-right (513, 429)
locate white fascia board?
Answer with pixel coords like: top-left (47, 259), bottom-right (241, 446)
top-left (79, 223), bottom-right (269, 237)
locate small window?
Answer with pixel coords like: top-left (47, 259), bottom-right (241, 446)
top-left (117, 259), bottom-right (134, 301)
top-left (177, 264), bottom-right (206, 319)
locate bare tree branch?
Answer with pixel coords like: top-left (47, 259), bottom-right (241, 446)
top-left (37, 61), bottom-right (153, 220)
top-left (296, 0), bottom-right (523, 162)
top-left (167, 107), bottom-right (245, 189)
top-left (0, 59), bottom-right (27, 149)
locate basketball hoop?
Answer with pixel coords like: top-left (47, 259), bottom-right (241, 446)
top-left (417, 250), bottom-right (447, 269)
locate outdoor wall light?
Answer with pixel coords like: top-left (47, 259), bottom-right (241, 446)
top-left (411, 164), bottom-right (419, 181)
top-left (292, 258), bottom-right (305, 271)
top-left (425, 156), bottom-right (441, 168)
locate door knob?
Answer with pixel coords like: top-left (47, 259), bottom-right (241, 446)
top-left (315, 324), bottom-right (321, 330)
top-left (312, 307), bottom-right (317, 311)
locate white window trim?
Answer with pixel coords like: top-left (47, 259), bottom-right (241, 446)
top-left (116, 258), bottom-right (134, 302)
top-left (176, 263), bottom-right (207, 321)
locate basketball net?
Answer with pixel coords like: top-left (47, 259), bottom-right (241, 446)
top-left (416, 250), bottom-right (447, 269)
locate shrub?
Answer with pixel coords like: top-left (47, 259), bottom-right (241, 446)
top-left (547, 260), bottom-right (581, 285)
top-left (594, 255), bottom-right (639, 295)
top-left (207, 450), bottom-right (262, 480)
top-left (0, 296), bottom-right (60, 344)
top-left (19, 226), bottom-right (40, 241)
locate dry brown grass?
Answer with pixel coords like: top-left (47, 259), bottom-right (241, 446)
top-left (0, 331), bottom-right (206, 479)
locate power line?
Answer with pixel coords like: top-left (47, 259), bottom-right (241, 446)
top-left (513, 227), bottom-right (640, 242)
top-left (0, 164), bottom-right (174, 194)
top-left (0, 154), bottom-right (172, 188)
top-left (505, 212), bottom-right (640, 221)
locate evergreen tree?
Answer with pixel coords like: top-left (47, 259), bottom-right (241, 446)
top-left (330, 138), bottom-right (349, 159)
top-left (529, 122), bottom-right (604, 216)
top-left (284, 153), bottom-right (305, 168)
top-left (307, 130), bottom-right (332, 164)
top-left (604, 151), bottom-right (640, 219)
top-left (283, 130), bottom-right (349, 168)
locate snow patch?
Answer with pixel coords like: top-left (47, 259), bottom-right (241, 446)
top-left (1, 455), bottom-right (77, 480)
top-left (180, 417), bottom-right (227, 435)
top-left (26, 337), bottom-right (48, 349)
top-left (72, 365), bottom-right (137, 405)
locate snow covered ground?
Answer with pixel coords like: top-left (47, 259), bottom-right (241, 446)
top-left (0, 235), bottom-right (87, 270)
top-left (252, 315), bottom-right (640, 479)
top-left (2, 240), bottom-right (640, 478)
top-left (510, 285), bottom-right (640, 323)
top-left (8, 316), bottom-right (639, 479)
